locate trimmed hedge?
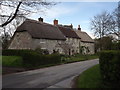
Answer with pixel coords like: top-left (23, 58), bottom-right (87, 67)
top-left (99, 50), bottom-right (120, 87)
top-left (2, 49), bottom-right (61, 68)
top-left (22, 52), bottom-right (61, 68)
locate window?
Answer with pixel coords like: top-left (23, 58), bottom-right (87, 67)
top-left (40, 42), bottom-right (45, 43)
top-left (41, 48), bottom-right (46, 50)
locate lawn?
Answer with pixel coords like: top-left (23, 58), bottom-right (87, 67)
top-left (2, 56), bottom-right (23, 67)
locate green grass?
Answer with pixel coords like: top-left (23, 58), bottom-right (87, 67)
top-left (77, 64), bottom-right (104, 88)
top-left (2, 56), bottom-right (23, 67)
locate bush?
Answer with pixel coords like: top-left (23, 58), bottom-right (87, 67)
top-left (35, 48), bottom-right (49, 55)
top-left (46, 54), bottom-right (61, 64)
top-left (2, 49), bottom-right (61, 68)
top-left (99, 50), bottom-right (120, 87)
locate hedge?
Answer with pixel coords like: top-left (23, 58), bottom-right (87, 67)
top-left (2, 49), bottom-right (61, 68)
top-left (22, 52), bottom-right (61, 68)
top-left (99, 50), bottom-right (120, 87)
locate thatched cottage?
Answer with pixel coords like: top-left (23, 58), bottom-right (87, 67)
top-left (9, 18), bottom-right (66, 54)
top-left (75, 25), bottom-right (94, 54)
top-left (53, 19), bottom-right (81, 55)
top-left (9, 18), bottom-right (95, 55)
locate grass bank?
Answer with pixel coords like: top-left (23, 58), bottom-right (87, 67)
top-left (77, 64), bottom-right (115, 88)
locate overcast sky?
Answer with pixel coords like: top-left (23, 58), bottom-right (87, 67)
top-left (29, 1), bottom-right (119, 38)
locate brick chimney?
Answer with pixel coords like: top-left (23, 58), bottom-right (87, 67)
top-left (78, 25), bottom-right (81, 30)
top-left (54, 19), bottom-right (58, 25)
top-left (38, 17), bottom-right (43, 22)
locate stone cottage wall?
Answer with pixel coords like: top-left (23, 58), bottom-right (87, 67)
top-left (31, 39), bottom-right (65, 54)
top-left (9, 32), bottom-right (65, 54)
top-left (66, 37), bottom-right (80, 55)
top-left (9, 32), bottom-right (33, 49)
top-left (80, 42), bottom-right (94, 54)
top-left (9, 32), bottom-right (94, 55)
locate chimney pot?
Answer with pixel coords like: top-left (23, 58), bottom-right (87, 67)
top-left (78, 25), bottom-right (81, 30)
top-left (54, 19), bottom-right (58, 25)
top-left (38, 17), bottom-right (43, 22)
top-left (70, 24), bottom-right (73, 28)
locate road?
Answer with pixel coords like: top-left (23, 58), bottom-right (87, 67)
top-left (3, 59), bottom-right (99, 89)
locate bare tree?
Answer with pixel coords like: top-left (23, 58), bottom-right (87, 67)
top-left (91, 11), bottom-right (116, 39)
top-left (0, 0), bottom-right (56, 27)
top-left (111, 2), bottom-right (120, 38)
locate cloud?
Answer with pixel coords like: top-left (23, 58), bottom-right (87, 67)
top-left (29, 3), bottom-right (78, 21)
top-left (45, 7), bottom-right (72, 18)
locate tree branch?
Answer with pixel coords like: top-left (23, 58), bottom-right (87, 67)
top-left (0, 2), bottom-right (22, 27)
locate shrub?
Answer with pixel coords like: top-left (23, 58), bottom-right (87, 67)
top-left (22, 53), bottom-right (61, 68)
top-left (35, 48), bottom-right (49, 55)
top-left (99, 50), bottom-right (120, 87)
top-left (46, 54), bottom-right (61, 64)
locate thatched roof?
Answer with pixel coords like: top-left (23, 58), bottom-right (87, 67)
top-left (57, 25), bottom-right (80, 39)
top-left (16, 19), bottom-right (66, 40)
top-left (75, 30), bottom-right (94, 43)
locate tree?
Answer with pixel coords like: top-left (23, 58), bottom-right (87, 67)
top-left (111, 2), bottom-right (120, 39)
top-left (94, 36), bottom-right (113, 52)
top-left (0, 15), bottom-right (26, 37)
top-left (0, 0), bottom-right (56, 49)
top-left (0, 0), bottom-right (56, 27)
top-left (95, 36), bottom-right (120, 52)
top-left (91, 11), bottom-right (116, 39)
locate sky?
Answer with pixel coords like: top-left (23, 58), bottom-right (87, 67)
top-left (29, 1), bottom-right (119, 39)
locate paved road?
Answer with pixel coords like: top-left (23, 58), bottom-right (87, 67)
top-left (3, 59), bottom-right (99, 89)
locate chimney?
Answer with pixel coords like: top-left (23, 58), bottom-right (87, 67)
top-left (38, 17), bottom-right (43, 22)
top-left (54, 19), bottom-right (58, 25)
top-left (70, 24), bottom-right (73, 28)
top-left (78, 25), bottom-right (81, 30)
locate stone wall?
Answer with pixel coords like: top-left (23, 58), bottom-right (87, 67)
top-left (66, 37), bottom-right (80, 55)
top-left (80, 42), bottom-right (94, 54)
top-left (9, 32), bottom-right (33, 49)
top-left (31, 38), bottom-right (65, 54)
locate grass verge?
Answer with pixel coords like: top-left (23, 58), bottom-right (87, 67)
top-left (77, 64), bottom-right (104, 88)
